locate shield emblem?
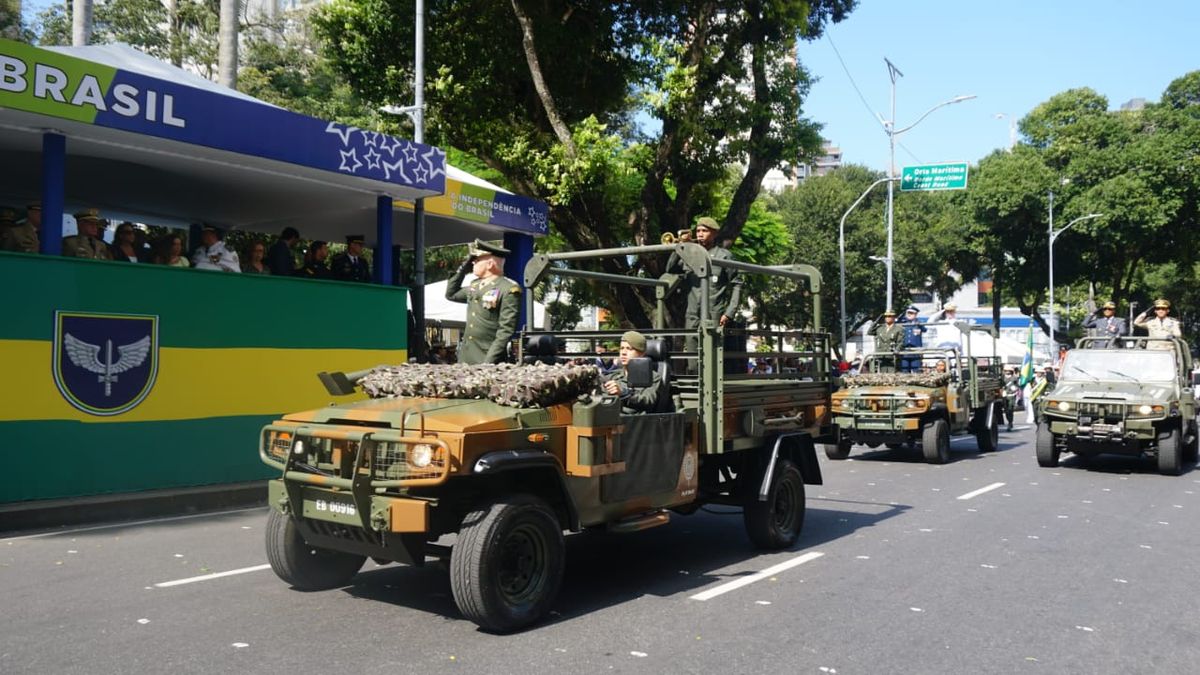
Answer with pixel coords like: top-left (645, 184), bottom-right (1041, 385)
top-left (53, 311), bottom-right (159, 416)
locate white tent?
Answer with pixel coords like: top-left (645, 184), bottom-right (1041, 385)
top-left (416, 279), bottom-right (547, 327)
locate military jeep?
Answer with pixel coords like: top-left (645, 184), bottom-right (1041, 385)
top-left (827, 322), bottom-right (1007, 464)
top-left (258, 243), bottom-right (832, 632)
top-left (1037, 336), bottom-right (1198, 475)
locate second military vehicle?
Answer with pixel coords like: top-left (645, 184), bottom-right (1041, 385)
top-left (1037, 336), bottom-right (1198, 475)
top-left (827, 322), bottom-right (1006, 464)
top-left (258, 243), bottom-right (833, 632)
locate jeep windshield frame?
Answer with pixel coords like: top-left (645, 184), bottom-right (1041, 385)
top-left (1061, 350), bottom-right (1177, 384)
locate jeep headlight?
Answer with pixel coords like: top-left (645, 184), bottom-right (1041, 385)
top-left (409, 443), bottom-right (435, 468)
top-left (1055, 400), bottom-right (1072, 412)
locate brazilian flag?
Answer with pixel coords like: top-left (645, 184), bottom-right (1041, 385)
top-left (1018, 319), bottom-right (1035, 387)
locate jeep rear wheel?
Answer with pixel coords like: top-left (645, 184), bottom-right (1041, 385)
top-left (265, 508), bottom-right (366, 591)
top-left (921, 419), bottom-right (950, 464)
top-left (824, 430), bottom-right (852, 460)
top-left (1158, 427), bottom-right (1183, 476)
top-left (744, 458), bottom-right (806, 549)
top-left (450, 496), bottom-right (565, 633)
top-left (976, 405), bottom-right (1000, 452)
top-left (1035, 423), bottom-right (1059, 468)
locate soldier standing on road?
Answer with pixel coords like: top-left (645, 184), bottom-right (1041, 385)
top-left (331, 234), bottom-right (372, 282)
top-left (1082, 301), bottom-right (1128, 348)
top-left (870, 309), bottom-right (904, 372)
top-left (665, 216), bottom-right (743, 330)
top-left (1134, 298), bottom-right (1182, 349)
top-left (446, 239), bottom-right (521, 365)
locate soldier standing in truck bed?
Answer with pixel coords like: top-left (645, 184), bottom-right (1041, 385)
top-left (665, 216), bottom-right (743, 329)
top-left (870, 309), bottom-right (904, 373)
top-left (446, 239), bottom-right (522, 364)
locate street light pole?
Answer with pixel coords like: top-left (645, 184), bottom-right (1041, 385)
top-left (840, 177), bottom-right (898, 356)
top-left (995, 113), bottom-right (1017, 151)
top-left (1048, 199), bottom-right (1103, 356)
top-left (881, 58), bottom-right (975, 311)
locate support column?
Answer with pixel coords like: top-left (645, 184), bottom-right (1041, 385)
top-left (503, 232), bottom-right (535, 329)
top-left (375, 195), bottom-right (393, 285)
top-left (40, 133), bottom-right (65, 256)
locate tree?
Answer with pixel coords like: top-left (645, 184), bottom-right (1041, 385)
top-left (313, 0), bottom-right (856, 325)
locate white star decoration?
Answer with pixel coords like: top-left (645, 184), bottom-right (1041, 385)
top-left (422, 146), bottom-right (447, 180)
top-left (361, 130), bottom-right (379, 147)
top-left (364, 148), bottom-right (382, 170)
top-left (414, 164), bottom-right (429, 182)
top-left (401, 143), bottom-right (419, 163)
top-left (380, 135), bottom-right (402, 157)
top-left (339, 148), bottom-right (363, 172)
top-left (382, 157), bottom-right (409, 182)
top-left (324, 122), bottom-right (359, 146)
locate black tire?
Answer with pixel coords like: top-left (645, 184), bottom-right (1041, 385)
top-left (1184, 420), bottom-right (1199, 463)
top-left (1158, 427), bottom-right (1183, 476)
top-left (921, 419), bottom-right (950, 464)
top-left (265, 507), bottom-right (365, 591)
top-left (744, 458), bottom-right (807, 549)
top-left (976, 405), bottom-right (1000, 452)
top-left (1035, 423), bottom-right (1059, 468)
top-left (824, 430), bottom-right (851, 460)
top-left (885, 442), bottom-right (904, 450)
top-left (450, 496), bottom-right (565, 633)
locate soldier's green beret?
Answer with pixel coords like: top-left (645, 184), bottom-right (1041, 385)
top-left (469, 238), bottom-right (510, 258)
top-left (621, 330), bottom-right (647, 352)
top-left (695, 216), bottom-right (720, 231)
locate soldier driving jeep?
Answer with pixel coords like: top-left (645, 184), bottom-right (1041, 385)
top-left (601, 330), bottom-right (672, 414)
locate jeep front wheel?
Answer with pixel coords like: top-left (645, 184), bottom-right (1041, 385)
top-left (975, 405), bottom-right (1000, 452)
top-left (265, 508), bottom-right (365, 591)
top-left (824, 431), bottom-right (852, 460)
top-left (450, 496), bottom-right (565, 633)
top-left (1035, 423), bottom-right (1060, 468)
top-left (921, 418), bottom-right (950, 464)
top-left (1158, 427), bottom-right (1183, 476)
top-left (744, 458), bottom-right (806, 549)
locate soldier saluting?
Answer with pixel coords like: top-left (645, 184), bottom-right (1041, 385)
top-left (1082, 300), bottom-right (1128, 348)
top-left (1134, 298), bottom-right (1181, 349)
top-left (870, 309), bottom-right (904, 372)
top-left (446, 239), bottom-right (522, 364)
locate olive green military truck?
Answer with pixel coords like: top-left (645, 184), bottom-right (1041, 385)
top-left (258, 243), bottom-right (833, 632)
top-left (1037, 336), bottom-right (1197, 475)
top-left (827, 322), bottom-right (1006, 464)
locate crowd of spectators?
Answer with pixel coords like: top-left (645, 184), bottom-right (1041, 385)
top-left (0, 204), bottom-right (374, 283)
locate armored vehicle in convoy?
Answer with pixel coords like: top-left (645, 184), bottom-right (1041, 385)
top-left (258, 243), bottom-right (833, 632)
top-left (827, 322), bottom-right (1006, 464)
top-left (1037, 336), bottom-right (1197, 475)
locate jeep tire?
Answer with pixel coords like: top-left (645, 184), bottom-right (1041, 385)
top-left (744, 458), bottom-right (806, 549)
top-left (1158, 427), bottom-right (1183, 476)
top-left (265, 507), bottom-right (366, 591)
top-left (450, 495), bottom-right (565, 633)
top-left (975, 405), bottom-right (1000, 452)
top-left (824, 430), bottom-right (852, 460)
top-left (921, 418), bottom-right (950, 464)
top-left (1035, 423), bottom-right (1060, 468)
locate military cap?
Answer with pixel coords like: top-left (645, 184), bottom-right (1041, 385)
top-left (468, 238), bottom-right (510, 258)
top-left (905, 305), bottom-right (920, 314)
top-left (883, 309), bottom-right (896, 317)
top-left (0, 207), bottom-right (16, 224)
top-left (1154, 298), bottom-right (1171, 309)
top-left (26, 200), bottom-right (41, 211)
top-left (345, 234), bottom-right (365, 245)
top-left (695, 216), bottom-right (720, 231)
top-left (943, 302), bottom-right (957, 311)
top-left (1102, 301), bottom-right (1116, 310)
top-left (75, 208), bottom-right (103, 223)
top-left (621, 330), bottom-right (647, 352)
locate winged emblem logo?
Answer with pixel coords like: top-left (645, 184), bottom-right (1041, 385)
top-left (53, 312), bottom-right (159, 416)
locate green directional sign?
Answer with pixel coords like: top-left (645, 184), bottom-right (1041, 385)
top-left (900, 162), bottom-right (969, 191)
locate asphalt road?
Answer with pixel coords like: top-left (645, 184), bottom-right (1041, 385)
top-left (3, 425), bottom-right (1198, 674)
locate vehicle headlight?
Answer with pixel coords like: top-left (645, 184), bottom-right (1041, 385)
top-left (409, 443), bottom-right (435, 468)
top-left (1056, 400), bottom-right (1072, 412)
top-left (905, 398), bottom-right (920, 409)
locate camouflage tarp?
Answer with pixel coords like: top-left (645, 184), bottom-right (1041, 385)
top-left (843, 372), bottom-right (952, 388)
top-left (360, 362), bottom-right (602, 408)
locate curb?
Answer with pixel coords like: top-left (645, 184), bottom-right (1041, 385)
top-left (0, 482), bottom-right (267, 534)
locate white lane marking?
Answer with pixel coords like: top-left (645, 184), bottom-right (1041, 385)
top-left (690, 552), bottom-right (824, 601)
top-left (155, 564), bottom-right (271, 588)
top-left (956, 482), bottom-right (1006, 501)
top-left (2, 506), bottom-right (267, 542)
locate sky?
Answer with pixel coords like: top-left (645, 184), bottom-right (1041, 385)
top-left (796, 0), bottom-right (1200, 173)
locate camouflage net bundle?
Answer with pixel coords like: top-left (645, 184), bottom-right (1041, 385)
top-left (359, 362), bottom-right (602, 408)
top-left (843, 372), bottom-right (952, 388)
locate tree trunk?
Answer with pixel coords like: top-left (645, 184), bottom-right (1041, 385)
top-left (510, 0), bottom-right (576, 157)
top-left (218, 0), bottom-right (238, 88)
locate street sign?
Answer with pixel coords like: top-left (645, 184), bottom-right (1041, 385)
top-left (900, 162), bottom-right (969, 191)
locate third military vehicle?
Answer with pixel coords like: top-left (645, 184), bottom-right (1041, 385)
top-left (1037, 336), bottom-right (1198, 475)
top-left (827, 322), bottom-right (1006, 464)
top-left (257, 243), bottom-right (833, 632)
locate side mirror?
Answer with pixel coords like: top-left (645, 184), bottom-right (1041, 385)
top-left (626, 357), bottom-right (654, 389)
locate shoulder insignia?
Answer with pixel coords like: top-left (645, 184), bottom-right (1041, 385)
top-left (508, 285), bottom-right (521, 294)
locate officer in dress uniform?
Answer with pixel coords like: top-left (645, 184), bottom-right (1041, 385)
top-left (3, 201), bottom-right (42, 253)
top-left (1133, 298), bottom-right (1182, 349)
top-left (62, 209), bottom-right (114, 260)
top-left (870, 309), bottom-right (905, 373)
top-left (445, 239), bottom-right (522, 365)
top-left (1082, 301), bottom-right (1128, 348)
top-left (191, 224), bottom-right (241, 272)
top-left (897, 305), bottom-right (925, 373)
top-left (331, 234), bottom-right (372, 282)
